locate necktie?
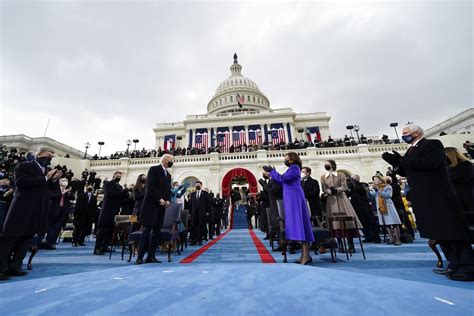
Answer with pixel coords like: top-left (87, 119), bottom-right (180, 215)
top-left (60, 190), bottom-right (65, 207)
top-left (164, 168), bottom-right (167, 177)
top-left (197, 191), bottom-right (200, 200)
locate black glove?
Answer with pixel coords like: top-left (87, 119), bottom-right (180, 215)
top-left (262, 165), bottom-right (274, 172)
top-left (382, 152), bottom-right (401, 167)
top-left (330, 187), bottom-right (337, 195)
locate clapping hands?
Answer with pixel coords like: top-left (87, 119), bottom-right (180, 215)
top-left (382, 150), bottom-right (402, 167)
top-left (262, 165), bottom-right (274, 173)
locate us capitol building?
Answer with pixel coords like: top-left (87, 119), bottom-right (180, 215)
top-left (75, 54), bottom-right (409, 196)
top-left (3, 54), bottom-right (472, 196)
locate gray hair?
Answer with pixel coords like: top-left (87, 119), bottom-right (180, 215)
top-left (351, 174), bottom-right (360, 181)
top-left (161, 154), bottom-right (173, 164)
top-left (405, 124), bottom-right (424, 136)
top-left (34, 147), bottom-right (55, 156)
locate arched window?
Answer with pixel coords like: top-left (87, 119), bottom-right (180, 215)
top-left (247, 95), bottom-right (250, 102)
top-left (253, 96), bottom-right (255, 102)
top-left (230, 95), bottom-right (233, 102)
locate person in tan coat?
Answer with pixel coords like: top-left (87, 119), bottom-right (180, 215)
top-left (321, 159), bottom-right (363, 253)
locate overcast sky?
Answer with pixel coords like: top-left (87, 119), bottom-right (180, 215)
top-left (1, 0), bottom-right (472, 156)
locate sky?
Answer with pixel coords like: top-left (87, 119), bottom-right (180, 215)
top-left (1, 0), bottom-right (472, 156)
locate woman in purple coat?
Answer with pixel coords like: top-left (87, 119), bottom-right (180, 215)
top-left (264, 152), bottom-right (314, 265)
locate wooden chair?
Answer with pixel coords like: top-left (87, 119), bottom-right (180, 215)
top-left (109, 214), bottom-right (137, 260)
top-left (328, 213), bottom-right (366, 261)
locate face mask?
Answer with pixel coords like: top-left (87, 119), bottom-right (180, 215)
top-left (60, 181), bottom-right (68, 187)
top-left (324, 165), bottom-right (331, 171)
top-left (141, 178), bottom-right (147, 183)
top-left (114, 177), bottom-right (121, 183)
top-left (87, 188), bottom-right (93, 192)
top-left (402, 134), bottom-right (414, 144)
top-left (263, 174), bottom-right (269, 179)
top-left (36, 156), bottom-right (52, 167)
top-left (0, 172), bottom-right (4, 178)
top-left (301, 173), bottom-right (306, 179)
top-left (284, 160), bottom-right (291, 167)
top-left (196, 185), bottom-right (201, 190)
top-left (174, 185), bottom-right (179, 189)
top-left (167, 161), bottom-right (174, 168)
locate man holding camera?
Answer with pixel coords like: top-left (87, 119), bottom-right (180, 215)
top-left (0, 147), bottom-right (60, 281)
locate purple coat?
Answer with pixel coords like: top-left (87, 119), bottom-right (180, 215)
top-left (271, 165), bottom-right (314, 242)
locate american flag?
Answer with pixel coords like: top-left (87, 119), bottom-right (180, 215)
top-left (232, 130), bottom-right (246, 146)
top-left (306, 126), bottom-right (322, 142)
top-left (217, 132), bottom-right (230, 152)
top-left (271, 128), bottom-right (286, 145)
top-left (195, 133), bottom-right (209, 151)
top-left (163, 134), bottom-right (175, 151)
top-left (236, 94), bottom-right (245, 108)
top-left (248, 130), bottom-right (262, 145)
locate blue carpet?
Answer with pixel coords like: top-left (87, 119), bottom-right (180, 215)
top-left (0, 227), bottom-right (473, 315)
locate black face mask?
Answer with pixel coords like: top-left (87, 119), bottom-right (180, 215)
top-left (324, 165), bottom-right (331, 171)
top-left (114, 177), bottom-right (121, 183)
top-left (263, 174), bottom-right (269, 179)
top-left (195, 185), bottom-right (201, 190)
top-left (87, 188), bottom-right (93, 192)
top-left (36, 156), bottom-right (52, 167)
top-left (284, 161), bottom-right (291, 167)
top-left (141, 178), bottom-right (147, 183)
top-left (167, 161), bottom-right (174, 168)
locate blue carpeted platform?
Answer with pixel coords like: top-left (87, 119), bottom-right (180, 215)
top-left (0, 226), bottom-right (472, 315)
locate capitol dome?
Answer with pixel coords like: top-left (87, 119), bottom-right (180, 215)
top-left (207, 53), bottom-right (270, 115)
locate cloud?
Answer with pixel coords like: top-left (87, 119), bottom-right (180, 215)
top-left (1, 0), bottom-right (472, 155)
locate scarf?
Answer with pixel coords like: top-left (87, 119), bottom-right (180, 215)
top-left (377, 184), bottom-right (388, 215)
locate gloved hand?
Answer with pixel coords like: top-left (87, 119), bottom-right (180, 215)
top-left (382, 151), bottom-right (401, 167)
top-left (330, 187), bottom-right (337, 195)
top-left (262, 165), bottom-right (274, 172)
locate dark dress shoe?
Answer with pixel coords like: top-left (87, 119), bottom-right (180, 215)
top-left (145, 257), bottom-right (162, 264)
top-left (135, 258), bottom-right (144, 265)
top-left (272, 247), bottom-right (282, 252)
top-left (102, 247), bottom-right (111, 252)
top-left (433, 268), bottom-right (455, 276)
top-left (0, 272), bottom-right (11, 281)
top-left (78, 243), bottom-right (86, 247)
top-left (72, 243), bottom-right (78, 247)
top-left (209, 237), bottom-right (214, 240)
top-left (448, 272), bottom-right (474, 282)
top-left (190, 242), bottom-right (197, 246)
top-left (7, 269), bottom-right (28, 277)
top-left (93, 249), bottom-right (105, 255)
top-left (44, 244), bottom-right (56, 250)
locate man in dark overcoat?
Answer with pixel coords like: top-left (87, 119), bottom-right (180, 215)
top-left (94, 171), bottom-right (129, 255)
top-left (383, 124), bottom-right (473, 281)
top-left (0, 147), bottom-right (59, 280)
top-left (135, 154), bottom-right (173, 264)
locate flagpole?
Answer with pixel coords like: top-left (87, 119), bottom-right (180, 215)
top-left (43, 117), bottom-right (51, 137)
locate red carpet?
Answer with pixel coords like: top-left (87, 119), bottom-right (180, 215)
top-left (180, 229), bottom-right (232, 264)
top-left (248, 228), bottom-right (276, 263)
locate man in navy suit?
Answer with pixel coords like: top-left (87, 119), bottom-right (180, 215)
top-left (0, 147), bottom-right (60, 281)
top-left (189, 180), bottom-right (212, 246)
top-left (135, 154), bottom-right (173, 264)
top-left (383, 124), bottom-right (473, 282)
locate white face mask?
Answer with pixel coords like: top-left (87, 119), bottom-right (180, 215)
top-left (301, 173), bottom-right (306, 178)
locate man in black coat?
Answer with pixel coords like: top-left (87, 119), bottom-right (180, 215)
top-left (189, 181), bottom-right (211, 246)
top-left (94, 171), bottom-right (129, 255)
top-left (73, 186), bottom-right (98, 246)
top-left (0, 147), bottom-right (59, 280)
top-left (301, 167), bottom-right (321, 223)
top-left (213, 194), bottom-right (223, 236)
top-left (348, 175), bottom-right (380, 243)
top-left (135, 154), bottom-right (173, 264)
top-left (383, 124), bottom-right (474, 281)
top-left (40, 178), bottom-right (74, 249)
